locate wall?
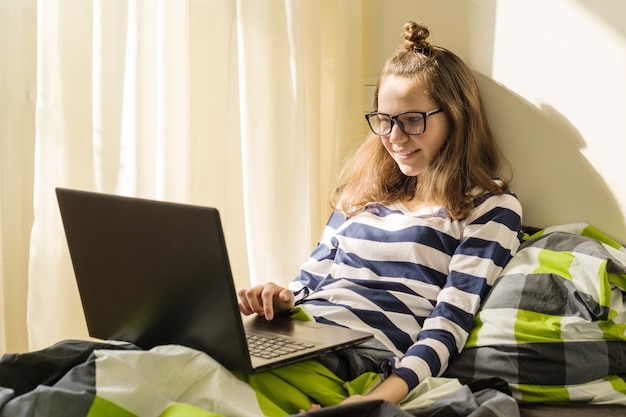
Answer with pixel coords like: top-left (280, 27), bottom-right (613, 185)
top-left (362, 0), bottom-right (626, 244)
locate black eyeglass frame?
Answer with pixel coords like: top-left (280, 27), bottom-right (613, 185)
top-left (364, 108), bottom-right (444, 136)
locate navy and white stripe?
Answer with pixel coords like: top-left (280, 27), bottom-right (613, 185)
top-left (289, 188), bottom-right (523, 391)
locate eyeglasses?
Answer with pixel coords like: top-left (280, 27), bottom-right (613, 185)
top-left (364, 108), bottom-right (444, 136)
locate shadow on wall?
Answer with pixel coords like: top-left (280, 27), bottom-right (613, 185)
top-left (474, 72), bottom-right (626, 244)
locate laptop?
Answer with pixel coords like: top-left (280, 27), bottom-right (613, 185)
top-left (55, 187), bottom-right (373, 373)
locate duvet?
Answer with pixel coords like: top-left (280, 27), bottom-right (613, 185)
top-left (0, 339), bottom-right (516, 417)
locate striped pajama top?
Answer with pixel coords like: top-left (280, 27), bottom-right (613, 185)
top-left (288, 188), bottom-right (523, 391)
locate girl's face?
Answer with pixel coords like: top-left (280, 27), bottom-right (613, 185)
top-left (377, 76), bottom-right (449, 177)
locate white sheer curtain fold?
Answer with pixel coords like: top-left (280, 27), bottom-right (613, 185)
top-left (237, 0), bottom-right (321, 285)
top-left (0, 0), bottom-right (37, 354)
top-left (155, 1), bottom-right (190, 200)
top-left (93, 0), bottom-right (189, 198)
top-left (28, 0), bottom-right (96, 349)
top-left (2, 0), bottom-right (363, 352)
top-left (237, 0), bottom-right (363, 285)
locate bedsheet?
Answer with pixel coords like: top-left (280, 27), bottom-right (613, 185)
top-left (0, 340), bottom-right (517, 417)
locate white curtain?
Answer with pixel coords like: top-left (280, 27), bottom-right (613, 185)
top-left (0, 0), bottom-right (363, 353)
top-left (0, 0), bottom-right (37, 355)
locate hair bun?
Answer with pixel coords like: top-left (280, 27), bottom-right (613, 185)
top-left (403, 21), bottom-right (431, 55)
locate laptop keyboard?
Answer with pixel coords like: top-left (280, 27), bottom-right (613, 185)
top-left (246, 333), bottom-right (316, 359)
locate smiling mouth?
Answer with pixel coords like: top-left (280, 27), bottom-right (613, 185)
top-left (396, 149), bottom-right (419, 157)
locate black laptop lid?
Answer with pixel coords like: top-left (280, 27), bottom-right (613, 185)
top-left (56, 187), bottom-right (254, 372)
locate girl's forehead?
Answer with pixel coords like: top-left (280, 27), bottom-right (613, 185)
top-left (378, 76), bottom-right (434, 108)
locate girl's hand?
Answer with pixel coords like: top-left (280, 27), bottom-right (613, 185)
top-left (299, 403), bottom-right (321, 413)
top-left (237, 282), bottom-right (295, 320)
top-left (341, 373), bottom-right (409, 405)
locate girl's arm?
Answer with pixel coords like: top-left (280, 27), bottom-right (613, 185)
top-left (342, 373), bottom-right (409, 405)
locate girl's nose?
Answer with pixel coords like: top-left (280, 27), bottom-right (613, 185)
top-left (388, 123), bottom-right (408, 143)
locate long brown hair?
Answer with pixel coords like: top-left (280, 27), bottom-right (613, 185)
top-left (331, 21), bottom-right (509, 219)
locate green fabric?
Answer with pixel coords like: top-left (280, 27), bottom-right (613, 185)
top-left (518, 384), bottom-right (571, 403)
top-left (534, 249), bottom-right (574, 279)
top-left (87, 396), bottom-right (138, 417)
top-left (345, 371), bottom-right (381, 397)
top-left (237, 360), bottom-right (381, 416)
top-left (582, 224), bottom-right (623, 250)
top-left (289, 306), bottom-right (314, 321)
top-left (514, 310), bottom-right (563, 344)
top-left (88, 396), bottom-right (225, 417)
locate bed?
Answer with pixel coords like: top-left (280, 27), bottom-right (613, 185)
top-left (2, 222), bottom-right (626, 416)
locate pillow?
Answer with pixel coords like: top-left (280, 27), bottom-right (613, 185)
top-left (445, 223), bottom-right (626, 404)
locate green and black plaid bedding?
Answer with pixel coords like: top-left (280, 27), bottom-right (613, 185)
top-left (445, 223), bottom-right (626, 404)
